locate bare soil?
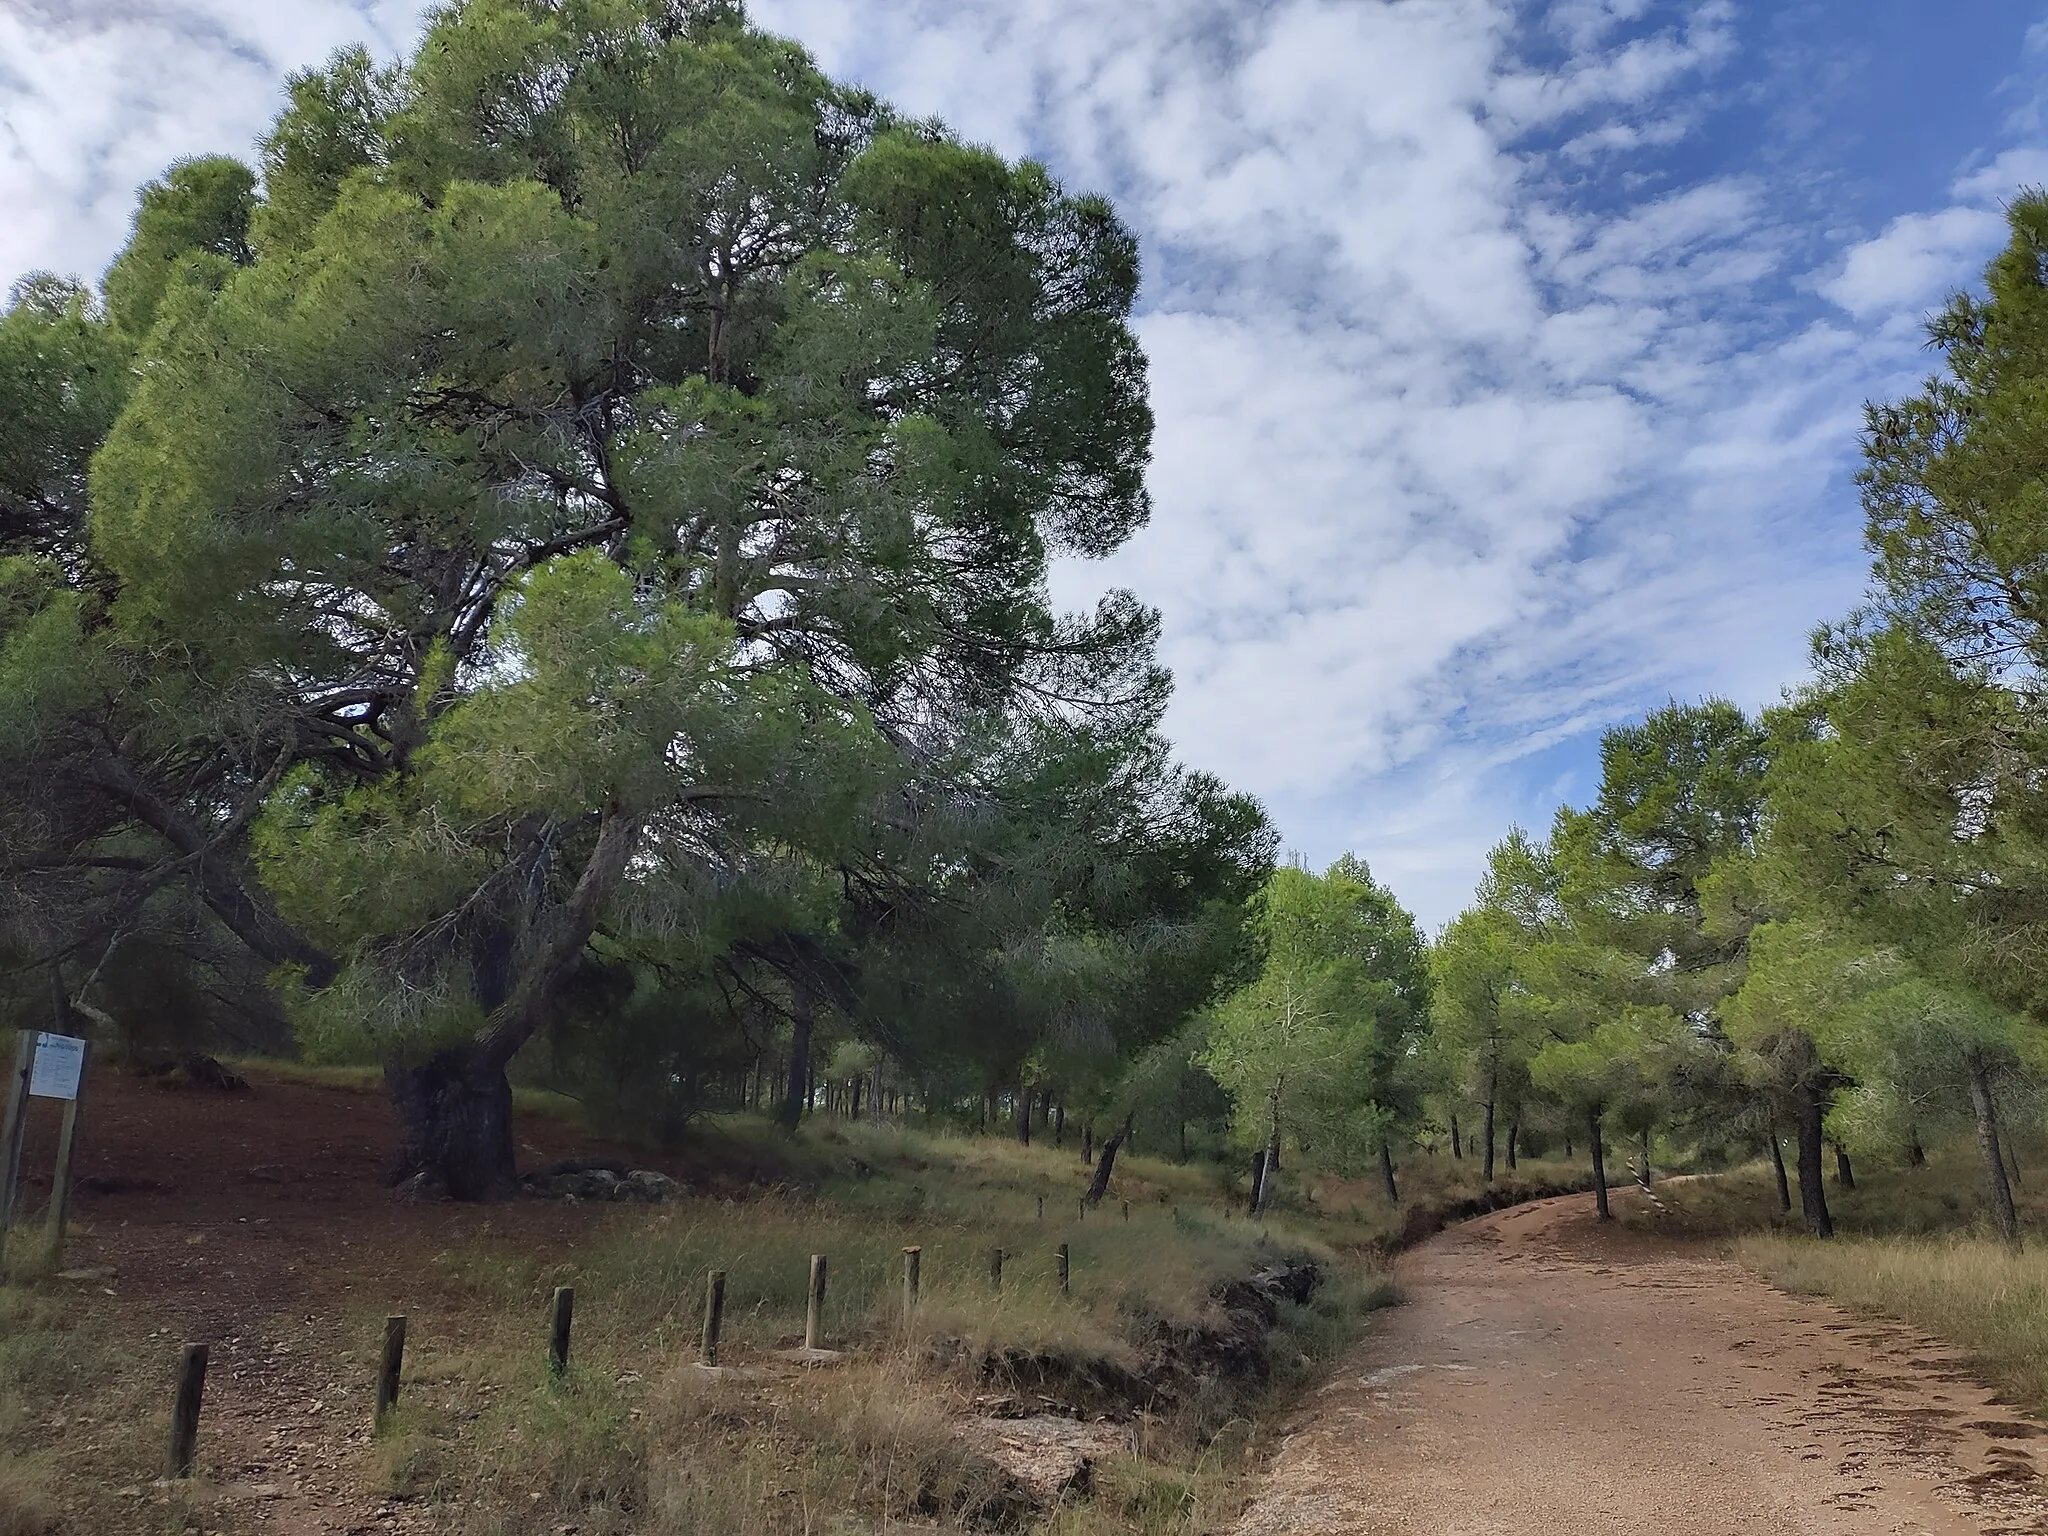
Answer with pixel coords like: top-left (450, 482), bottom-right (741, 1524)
top-left (6, 1067), bottom-right (753, 1535)
top-left (1237, 1187), bottom-right (2048, 1536)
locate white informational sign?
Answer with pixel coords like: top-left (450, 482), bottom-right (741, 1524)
top-left (28, 1032), bottom-right (85, 1101)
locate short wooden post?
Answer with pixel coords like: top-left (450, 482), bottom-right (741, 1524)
top-left (1057, 1242), bottom-right (1070, 1297)
top-left (988, 1246), bottom-right (1004, 1290)
top-left (901, 1246), bottom-right (921, 1322)
top-left (375, 1315), bottom-right (406, 1427)
top-left (805, 1254), bottom-right (827, 1349)
top-left (168, 1342), bottom-right (208, 1478)
top-left (0, 1031), bottom-right (38, 1263)
top-left (44, 1040), bottom-right (90, 1256)
top-left (549, 1286), bottom-right (575, 1376)
top-left (1121, 1199), bottom-right (1130, 1224)
top-left (701, 1270), bottom-right (726, 1366)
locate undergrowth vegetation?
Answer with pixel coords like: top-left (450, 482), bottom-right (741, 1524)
top-left (0, 1107), bottom-right (1580, 1536)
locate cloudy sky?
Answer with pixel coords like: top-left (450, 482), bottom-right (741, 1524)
top-left (5, 1), bottom-right (2046, 926)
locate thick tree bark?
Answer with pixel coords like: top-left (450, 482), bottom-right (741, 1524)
top-left (1792, 1081), bottom-right (1834, 1239)
top-left (1833, 1143), bottom-right (1854, 1190)
top-left (1482, 1098), bottom-right (1497, 1184)
top-left (1379, 1139), bottom-right (1400, 1205)
top-left (389, 805), bottom-right (642, 1198)
top-left (386, 1048), bottom-right (517, 1201)
top-left (1086, 1115), bottom-right (1131, 1205)
top-left (1967, 1054), bottom-right (2021, 1251)
top-left (1015, 1084), bottom-right (1032, 1146)
top-left (1450, 1114), bottom-right (1462, 1160)
top-left (1589, 1110), bottom-right (1610, 1221)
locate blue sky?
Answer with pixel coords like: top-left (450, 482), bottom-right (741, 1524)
top-left (5, 0), bottom-right (2046, 927)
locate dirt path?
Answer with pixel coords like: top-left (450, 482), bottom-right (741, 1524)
top-left (1238, 1190), bottom-right (2048, 1536)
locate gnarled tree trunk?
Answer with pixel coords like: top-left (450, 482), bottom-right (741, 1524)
top-left (386, 806), bottom-right (642, 1199)
top-left (386, 1048), bottom-right (517, 1201)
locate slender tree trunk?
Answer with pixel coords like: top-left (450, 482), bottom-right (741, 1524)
top-left (777, 979), bottom-right (813, 1133)
top-left (1250, 1149), bottom-right (1269, 1214)
top-left (1793, 1080), bottom-right (1833, 1239)
top-left (1379, 1139), bottom-right (1400, 1205)
top-left (1506, 1120), bottom-right (1519, 1171)
top-left (1769, 1130), bottom-right (1791, 1213)
top-left (1082, 1121), bottom-right (1093, 1164)
top-left (1257, 1088), bottom-right (1283, 1211)
top-left (1450, 1114), bottom-right (1462, 1160)
top-left (1482, 1098), bottom-right (1497, 1184)
top-left (2003, 1134), bottom-right (2024, 1190)
top-left (1637, 1126), bottom-right (1652, 1190)
top-left (1054, 1100), bottom-right (1065, 1147)
top-left (1086, 1115), bottom-right (1132, 1204)
top-left (1967, 1054), bottom-right (2021, 1251)
top-left (1589, 1110), bottom-right (1610, 1221)
top-left (1907, 1125), bottom-right (1926, 1166)
top-left (850, 1075), bottom-right (863, 1121)
top-left (1015, 1084), bottom-right (1032, 1146)
top-left (1564, 1130), bottom-right (1573, 1159)
top-left (1833, 1143), bottom-right (1854, 1189)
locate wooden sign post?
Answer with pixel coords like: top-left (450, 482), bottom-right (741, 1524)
top-left (0, 1029), bottom-right (90, 1271)
top-left (0, 1031), bottom-right (35, 1264)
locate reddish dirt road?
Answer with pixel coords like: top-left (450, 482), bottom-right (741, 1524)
top-left (1238, 1191), bottom-right (2048, 1536)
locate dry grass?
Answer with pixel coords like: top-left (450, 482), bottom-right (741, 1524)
top-left (0, 1110), bottom-right (1589, 1535)
top-left (355, 1122), bottom-right (1403, 1534)
top-left (1737, 1233), bottom-right (2048, 1410)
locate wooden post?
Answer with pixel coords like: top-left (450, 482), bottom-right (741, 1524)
top-left (43, 1039), bottom-right (89, 1257)
top-left (549, 1286), bottom-right (575, 1376)
top-left (0, 1030), bottom-right (38, 1263)
top-left (375, 1315), bottom-right (406, 1427)
top-left (1057, 1242), bottom-right (1070, 1297)
top-left (168, 1343), bottom-right (208, 1478)
top-left (901, 1246), bottom-right (920, 1322)
top-left (701, 1270), bottom-right (726, 1366)
top-left (1120, 1199), bottom-right (1130, 1224)
top-left (805, 1254), bottom-right (827, 1349)
top-left (988, 1246), bottom-right (1004, 1290)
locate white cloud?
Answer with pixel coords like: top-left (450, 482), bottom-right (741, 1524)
top-left (3, 0), bottom-right (2042, 925)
